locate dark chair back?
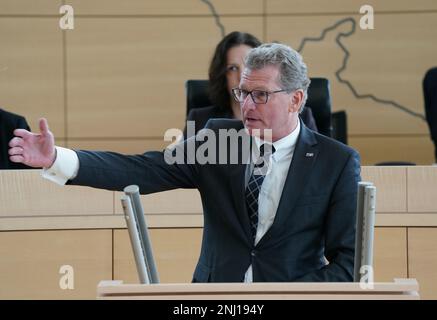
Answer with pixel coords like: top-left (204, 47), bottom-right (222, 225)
top-left (375, 161), bottom-right (416, 166)
top-left (423, 67), bottom-right (437, 162)
top-left (305, 78), bottom-right (332, 137)
top-left (185, 80), bottom-right (210, 116)
top-left (186, 78), bottom-right (333, 138)
top-left (332, 110), bottom-right (347, 145)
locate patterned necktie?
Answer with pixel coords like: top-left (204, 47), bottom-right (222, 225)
top-left (245, 144), bottom-right (276, 243)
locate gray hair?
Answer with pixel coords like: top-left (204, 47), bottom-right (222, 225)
top-left (245, 43), bottom-right (311, 111)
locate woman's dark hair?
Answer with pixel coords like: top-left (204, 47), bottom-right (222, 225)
top-left (208, 31), bottom-right (262, 111)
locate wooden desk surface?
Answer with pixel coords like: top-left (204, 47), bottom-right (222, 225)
top-left (97, 278), bottom-right (420, 300)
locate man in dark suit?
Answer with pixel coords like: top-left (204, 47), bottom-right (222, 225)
top-left (9, 43), bottom-right (361, 282)
top-left (0, 108), bottom-right (31, 169)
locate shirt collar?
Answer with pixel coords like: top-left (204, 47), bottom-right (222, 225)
top-left (253, 119), bottom-right (300, 161)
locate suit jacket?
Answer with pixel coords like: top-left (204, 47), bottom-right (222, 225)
top-left (0, 108), bottom-right (31, 169)
top-left (69, 119), bottom-right (361, 282)
top-left (184, 105), bottom-right (318, 138)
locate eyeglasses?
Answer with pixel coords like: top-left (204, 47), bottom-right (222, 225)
top-left (231, 88), bottom-right (287, 104)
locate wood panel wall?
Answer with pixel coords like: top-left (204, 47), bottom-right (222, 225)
top-left (0, 1), bottom-right (436, 164)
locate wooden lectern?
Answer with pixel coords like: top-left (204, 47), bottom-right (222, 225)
top-left (97, 278), bottom-right (419, 300)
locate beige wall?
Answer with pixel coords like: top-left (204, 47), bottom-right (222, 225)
top-left (0, 228), bottom-right (202, 299)
top-left (0, 229), bottom-right (113, 299)
top-left (0, 1), bottom-right (436, 164)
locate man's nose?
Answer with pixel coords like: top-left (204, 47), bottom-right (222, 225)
top-left (241, 94), bottom-right (256, 110)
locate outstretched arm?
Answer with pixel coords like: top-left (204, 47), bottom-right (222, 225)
top-left (9, 117), bottom-right (199, 193)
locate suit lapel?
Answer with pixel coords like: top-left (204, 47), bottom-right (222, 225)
top-left (257, 122), bottom-right (319, 247)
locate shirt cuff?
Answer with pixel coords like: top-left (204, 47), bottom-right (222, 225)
top-left (41, 146), bottom-right (79, 185)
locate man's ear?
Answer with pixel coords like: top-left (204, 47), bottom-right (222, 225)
top-left (288, 90), bottom-right (304, 113)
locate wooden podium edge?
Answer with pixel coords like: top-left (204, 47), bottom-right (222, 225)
top-left (97, 279), bottom-right (419, 300)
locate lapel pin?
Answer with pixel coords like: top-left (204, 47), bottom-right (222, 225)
top-left (305, 152), bottom-right (314, 157)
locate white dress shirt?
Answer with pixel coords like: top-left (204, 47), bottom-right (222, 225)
top-left (41, 146), bottom-right (79, 184)
top-left (42, 121), bottom-right (301, 283)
